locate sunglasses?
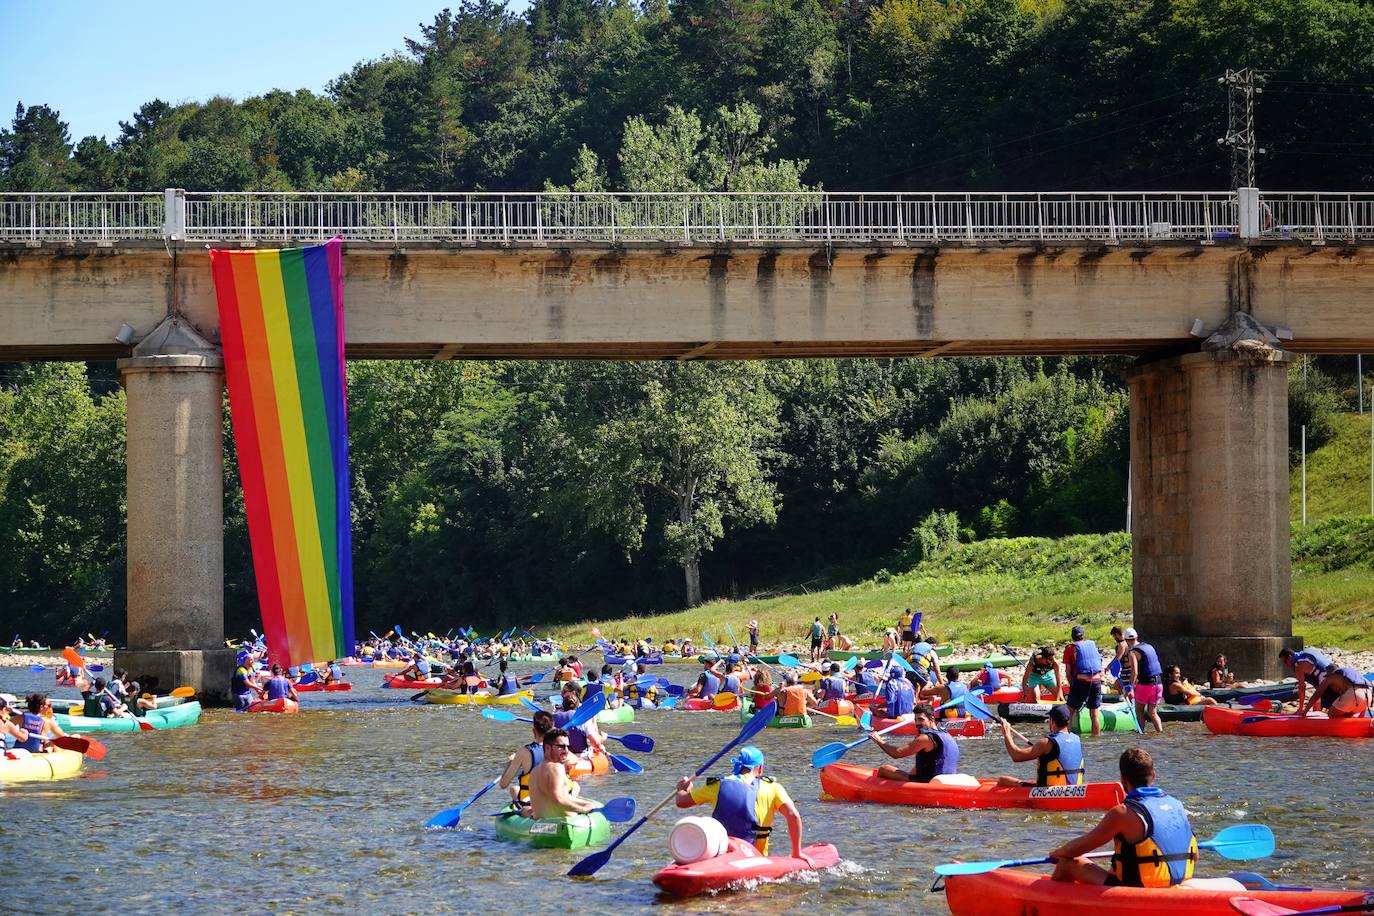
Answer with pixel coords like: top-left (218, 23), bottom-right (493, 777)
top-left (551, 743), bottom-right (571, 750)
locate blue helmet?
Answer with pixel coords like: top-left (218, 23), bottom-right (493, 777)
top-left (731, 745), bottom-right (765, 774)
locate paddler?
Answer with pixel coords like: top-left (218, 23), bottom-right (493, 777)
top-left (499, 710), bottom-right (557, 806)
top-left (867, 703), bottom-right (960, 782)
top-left (12, 694), bottom-right (67, 753)
top-left (1049, 748), bottom-right (1198, 887)
top-left (766, 672), bottom-right (818, 718)
top-left (674, 746), bottom-right (809, 860)
top-left (582, 668), bottom-right (606, 703)
top-left (1121, 628), bottom-right (1164, 733)
top-left (231, 652), bottom-right (263, 711)
top-left (1279, 647), bottom-right (1336, 714)
top-left (83, 677), bottom-right (127, 719)
top-left (918, 670), bottom-right (969, 720)
top-left (689, 658), bottom-right (722, 701)
top-left (492, 659), bottom-right (522, 696)
top-left (815, 663), bottom-right (848, 706)
top-left (718, 660), bottom-right (745, 698)
top-left (321, 660), bottom-right (345, 685)
top-left (970, 662), bottom-right (1002, 694)
top-left (994, 704), bottom-right (1085, 787)
top-left (527, 728), bottom-right (600, 819)
top-left (554, 691), bottom-right (607, 760)
top-left (877, 663), bottom-right (916, 719)
top-left (1305, 664), bottom-right (1370, 718)
top-left (1063, 625), bottom-right (1104, 737)
top-left (623, 663), bottom-right (660, 709)
top-left (1021, 647), bottom-right (1062, 701)
top-left (0, 695), bottom-right (32, 748)
top-left (906, 637), bottom-right (942, 689)
top-left (262, 664), bottom-right (299, 704)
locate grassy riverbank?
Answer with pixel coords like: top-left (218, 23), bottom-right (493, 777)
top-left (547, 415), bottom-right (1374, 653)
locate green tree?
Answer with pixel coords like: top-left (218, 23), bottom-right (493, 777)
top-left (0, 103), bottom-right (73, 191)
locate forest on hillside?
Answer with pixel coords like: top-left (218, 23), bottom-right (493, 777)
top-left (1, 0), bottom-right (1371, 641)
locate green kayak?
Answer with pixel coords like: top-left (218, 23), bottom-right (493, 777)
top-left (596, 704), bottom-right (635, 725)
top-left (0, 646), bottom-right (54, 655)
top-left (943, 654), bottom-right (1020, 673)
top-left (738, 701), bottom-right (812, 728)
top-left (827, 646), bottom-right (953, 663)
top-left (54, 701), bottom-right (202, 733)
top-left (493, 808), bottom-right (610, 849)
top-left (1070, 703), bottom-right (1138, 734)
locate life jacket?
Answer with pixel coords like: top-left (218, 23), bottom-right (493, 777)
top-left (981, 668), bottom-right (1002, 691)
top-left (266, 676), bottom-right (293, 701)
top-left (583, 680), bottom-right (604, 700)
top-left (853, 670), bottom-right (877, 694)
top-left (1031, 656), bottom-right (1055, 675)
top-left (83, 695), bottom-right (105, 718)
top-left (1072, 639), bottom-right (1103, 678)
top-left (912, 728), bottom-right (960, 782)
top-left (721, 674), bottom-right (742, 695)
top-left (942, 682), bottom-right (968, 719)
top-left (1109, 641), bottom-right (1125, 679)
top-left (18, 711), bottom-right (44, 752)
top-left (1292, 649), bottom-right (1333, 686)
top-left (881, 677), bottom-right (915, 717)
top-left (781, 685), bottom-right (810, 716)
top-left (709, 775), bottom-right (772, 853)
top-left (1329, 667), bottom-right (1368, 691)
top-left (497, 673), bottom-right (519, 695)
top-left (698, 671), bottom-right (720, 699)
top-left (516, 741), bottom-right (544, 806)
top-left (231, 666), bottom-right (253, 695)
top-left (553, 710), bottom-right (589, 754)
top-left (821, 676), bottom-right (847, 701)
top-left (1036, 731), bottom-right (1085, 787)
top-left (1131, 643), bottom-right (1163, 684)
top-left (1111, 787), bottom-right (1198, 888)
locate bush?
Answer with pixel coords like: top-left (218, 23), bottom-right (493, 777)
top-left (1289, 364), bottom-right (1344, 463)
top-left (1291, 516), bottom-right (1374, 571)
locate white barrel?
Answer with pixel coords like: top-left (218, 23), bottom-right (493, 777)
top-left (668, 816), bottom-right (729, 864)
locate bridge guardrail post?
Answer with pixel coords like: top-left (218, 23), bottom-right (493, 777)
top-left (163, 189), bottom-right (185, 241)
top-left (1237, 187), bottom-right (1260, 240)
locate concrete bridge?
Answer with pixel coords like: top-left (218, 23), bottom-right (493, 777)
top-left (3, 188), bottom-right (1374, 700)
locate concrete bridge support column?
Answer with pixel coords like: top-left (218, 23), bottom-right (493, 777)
top-left (115, 318), bottom-right (236, 705)
top-left (1125, 315), bottom-right (1300, 680)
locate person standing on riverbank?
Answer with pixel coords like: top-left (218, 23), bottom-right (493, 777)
top-left (809, 618), bottom-right (825, 662)
top-left (747, 619), bottom-right (760, 653)
top-left (1063, 626), bottom-right (1103, 738)
top-left (899, 609), bottom-right (915, 651)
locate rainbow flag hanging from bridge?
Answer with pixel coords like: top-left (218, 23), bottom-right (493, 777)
top-left (209, 238), bottom-right (354, 668)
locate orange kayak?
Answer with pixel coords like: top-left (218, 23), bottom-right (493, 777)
top-left (943, 868), bottom-right (1370, 916)
top-left (245, 698), bottom-right (299, 714)
top-left (567, 751), bottom-right (611, 779)
top-left (816, 699), bottom-right (856, 717)
top-left (1204, 705), bottom-right (1374, 738)
top-left (820, 763), bottom-right (1124, 810)
top-left (653, 839), bottom-right (840, 896)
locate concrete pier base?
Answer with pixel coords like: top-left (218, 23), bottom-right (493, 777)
top-left (118, 318), bottom-right (232, 705)
top-left (1126, 314), bottom-right (1299, 680)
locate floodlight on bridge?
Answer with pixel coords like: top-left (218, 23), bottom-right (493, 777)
top-left (114, 322), bottom-right (136, 346)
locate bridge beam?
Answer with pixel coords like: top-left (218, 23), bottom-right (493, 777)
top-left (114, 318), bottom-right (235, 705)
top-left (1126, 314), bottom-right (1300, 679)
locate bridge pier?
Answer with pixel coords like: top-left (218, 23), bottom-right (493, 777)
top-left (1126, 314), bottom-right (1300, 680)
top-left (115, 318), bottom-right (236, 705)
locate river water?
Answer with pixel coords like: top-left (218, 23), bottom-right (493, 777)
top-left (2, 661), bottom-right (1370, 914)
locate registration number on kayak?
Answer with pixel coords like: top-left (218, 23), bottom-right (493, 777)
top-left (530, 823), bottom-right (559, 834)
top-left (1028, 785), bottom-right (1088, 798)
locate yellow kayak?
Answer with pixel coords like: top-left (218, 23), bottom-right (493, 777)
top-left (424, 689), bottom-right (534, 706)
top-left (0, 749), bottom-right (84, 783)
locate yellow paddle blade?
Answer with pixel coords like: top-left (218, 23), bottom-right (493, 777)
top-left (834, 715), bottom-right (858, 726)
top-left (169, 686), bottom-right (196, 698)
top-left (712, 692), bottom-right (738, 709)
top-left (799, 672), bottom-right (821, 684)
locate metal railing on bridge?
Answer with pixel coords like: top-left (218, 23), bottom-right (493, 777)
top-left (2, 189), bottom-right (1372, 246)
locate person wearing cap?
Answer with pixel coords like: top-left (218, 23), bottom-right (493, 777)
top-left (868, 703), bottom-right (961, 782)
top-left (877, 663), bottom-right (916, 719)
top-left (129, 682), bottom-right (157, 716)
top-left (994, 705), bottom-right (1086, 787)
top-left (675, 745), bottom-right (807, 859)
top-left (1121, 628), bottom-right (1165, 733)
top-left (970, 661), bottom-right (1003, 693)
top-left (747, 619), bottom-right (760, 652)
top-left (1063, 625), bottom-right (1104, 737)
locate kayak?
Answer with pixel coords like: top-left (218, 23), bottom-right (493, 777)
top-left (984, 687), bottom-right (1056, 704)
top-left (870, 715), bottom-right (987, 738)
top-left (54, 701), bottom-right (203, 732)
top-left (596, 704), bottom-right (635, 725)
top-left (827, 646), bottom-right (953, 662)
top-left (737, 705), bottom-right (812, 728)
top-left (423, 689), bottom-right (534, 706)
top-left (245, 698), bottom-right (299, 713)
top-left (942, 868), bottom-right (1371, 916)
top-left (568, 751), bottom-right (612, 779)
top-left (819, 763), bottom-right (1125, 810)
top-left (684, 696), bottom-right (740, 711)
top-left (605, 652), bottom-right (663, 666)
top-left (1201, 705), bottom-right (1374, 738)
top-left (653, 838), bottom-right (840, 896)
top-left (1071, 703), bottom-right (1138, 734)
top-left (1159, 703), bottom-right (1205, 722)
top-left (943, 655), bottom-right (1020, 673)
top-left (816, 699), bottom-right (856, 717)
top-left (380, 676), bottom-right (446, 689)
top-left (0, 646), bottom-right (55, 655)
top-left (0, 748), bottom-right (84, 783)
top-left (1201, 679), bottom-right (1298, 703)
top-left (293, 682), bottom-right (353, 692)
top-left (493, 807), bottom-right (610, 849)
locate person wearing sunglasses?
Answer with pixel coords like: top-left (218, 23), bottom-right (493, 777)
top-left (528, 729), bottom-right (603, 820)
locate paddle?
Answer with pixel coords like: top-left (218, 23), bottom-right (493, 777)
top-left (568, 700), bottom-right (779, 877)
top-left (711, 692), bottom-right (738, 709)
top-left (810, 716), bottom-right (915, 768)
top-left (933, 824), bottom-right (1275, 877)
top-left (1226, 872), bottom-right (1312, 892)
top-left (776, 654), bottom-right (801, 668)
top-left (491, 796), bottom-right (638, 824)
top-left (169, 687), bottom-right (196, 698)
top-left (52, 735), bottom-right (106, 760)
top-left (701, 631), bottom-right (723, 660)
top-left (807, 707), bottom-right (859, 727)
top-left (482, 710), bottom-right (656, 754)
top-left (425, 779), bottom-right (500, 828)
top-left (608, 752), bottom-right (644, 774)
top-left (1230, 901), bottom-right (1374, 916)
top-left (29, 664), bottom-right (45, 672)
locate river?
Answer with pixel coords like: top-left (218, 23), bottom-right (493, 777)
top-left (2, 662), bottom-right (1369, 914)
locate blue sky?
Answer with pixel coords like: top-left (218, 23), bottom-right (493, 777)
top-left (0, 1), bottom-right (525, 142)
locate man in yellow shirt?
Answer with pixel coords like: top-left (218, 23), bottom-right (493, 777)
top-left (674, 746), bottom-right (808, 859)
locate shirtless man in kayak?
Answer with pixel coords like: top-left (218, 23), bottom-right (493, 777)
top-left (994, 704), bottom-right (1085, 788)
top-left (867, 703), bottom-right (960, 783)
top-left (500, 710), bottom-right (561, 807)
top-left (528, 728), bottom-right (600, 819)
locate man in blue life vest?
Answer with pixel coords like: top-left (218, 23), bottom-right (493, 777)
top-left (816, 663), bottom-right (848, 704)
top-left (1063, 625), bottom-right (1104, 737)
top-left (674, 745), bottom-right (809, 861)
top-left (261, 665), bottom-right (298, 703)
top-left (918, 669), bottom-right (976, 719)
top-left (868, 703), bottom-right (961, 782)
top-left (878, 663), bottom-right (916, 719)
top-left (689, 658), bottom-right (721, 701)
top-left (1122, 628), bottom-right (1165, 733)
top-left (1279, 647), bottom-right (1336, 714)
top-left (907, 638), bottom-right (942, 689)
top-left (1049, 747), bottom-right (1198, 887)
top-left (993, 704), bottom-right (1085, 787)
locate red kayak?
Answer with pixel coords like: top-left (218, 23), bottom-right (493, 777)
top-left (983, 687), bottom-right (1057, 703)
top-left (683, 697), bottom-right (741, 711)
top-left (380, 676), bottom-right (445, 690)
top-left (819, 763), bottom-right (1124, 810)
top-left (816, 699), bottom-right (856, 717)
top-left (652, 838), bottom-right (839, 896)
top-left (870, 715), bottom-right (987, 738)
top-left (294, 682), bottom-right (353, 693)
top-left (245, 698), bottom-right (299, 714)
top-left (944, 868), bottom-right (1371, 916)
top-left (1203, 705), bottom-right (1374, 738)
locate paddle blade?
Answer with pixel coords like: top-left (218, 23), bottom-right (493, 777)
top-left (711, 692), bottom-right (738, 709)
top-left (859, 710), bottom-right (873, 730)
top-left (169, 686), bottom-right (196, 698)
top-left (136, 718), bottom-right (155, 732)
top-left (616, 733), bottom-right (655, 753)
top-left (525, 672), bottom-right (546, 683)
top-left (568, 845), bottom-right (614, 878)
top-left (799, 672), bottom-right (821, 684)
top-left (598, 796), bottom-right (637, 823)
top-left (29, 664), bottom-right (45, 672)
top-left (89, 664), bottom-right (105, 672)
top-left (1226, 898), bottom-right (1302, 916)
top-left (482, 708), bottom-right (520, 722)
top-left (810, 741), bottom-right (850, 769)
top-left (52, 736), bottom-right (97, 759)
top-left (934, 857), bottom-right (1049, 877)
top-left (519, 697), bottom-right (543, 713)
top-left (658, 695), bottom-right (680, 709)
top-left (568, 692), bottom-right (606, 728)
top-left (1204, 824), bottom-right (1275, 861)
top-left (965, 694), bottom-right (995, 721)
top-left (842, 657), bottom-right (859, 672)
top-left (777, 654), bottom-right (801, 668)
top-left (665, 684), bottom-right (685, 696)
top-left (608, 753), bottom-right (643, 774)
top-left (892, 654), bottom-right (916, 673)
top-left (835, 715), bottom-right (858, 726)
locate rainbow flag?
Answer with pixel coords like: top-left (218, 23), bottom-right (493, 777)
top-left (209, 238), bottom-right (354, 667)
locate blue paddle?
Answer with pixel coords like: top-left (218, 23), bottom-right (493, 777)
top-left (810, 716), bottom-right (912, 768)
top-left (29, 664), bottom-right (45, 672)
top-left (776, 654), bottom-right (801, 668)
top-left (701, 631), bottom-right (723, 660)
top-left (490, 796), bottom-right (637, 823)
top-left (481, 708), bottom-right (655, 753)
top-left (608, 753), bottom-right (643, 774)
top-left (1227, 871), bottom-right (1312, 892)
top-left (568, 701), bottom-right (779, 877)
top-left (425, 778), bottom-right (500, 828)
top-left (934, 824), bottom-right (1275, 876)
